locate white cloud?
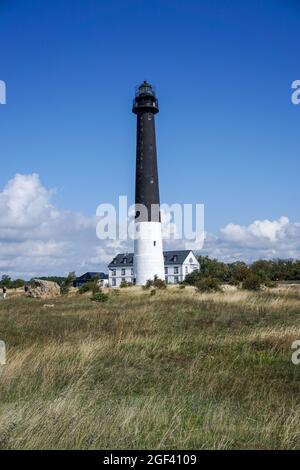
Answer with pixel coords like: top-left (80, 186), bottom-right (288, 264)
top-left (0, 174), bottom-right (130, 279)
top-left (220, 216), bottom-right (290, 243)
top-left (0, 174), bottom-right (299, 278)
top-left (201, 217), bottom-right (300, 262)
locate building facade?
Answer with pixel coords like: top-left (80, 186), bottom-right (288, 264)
top-left (108, 250), bottom-right (199, 287)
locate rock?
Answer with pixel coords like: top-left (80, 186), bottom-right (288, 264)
top-left (27, 279), bottom-right (61, 299)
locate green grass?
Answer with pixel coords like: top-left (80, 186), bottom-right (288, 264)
top-left (0, 287), bottom-right (300, 449)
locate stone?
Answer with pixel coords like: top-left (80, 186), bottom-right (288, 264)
top-left (27, 279), bottom-right (61, 299)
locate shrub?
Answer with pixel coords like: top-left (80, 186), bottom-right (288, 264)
top-left (91, 291), bottom-right (108, 302)
top-left (264, 279), bottom-right (277, 288)
top-left (153, 276), bottom-right (166, 289)
top-left (144, 279), bottom-right (154, 289)
top-left (120, 280), bottom-right (133, 288)
top-left (242, 274), bottom-right (261, 291)
top-left (184, 270), bottom-right (202, 286)
top-left (60, 284), bottom-right (70, 295)
top-left (195, 276), bottom-right (221, 292)
top-left (178, 284), bottom-right (186, 289)
top-left (143, 277), bottom-right (166, 289)
top-left (149, 289), bottom-right (156, 296)
top-left (78, 283), bottom-right (90, 294)
top-left (78, 280), bottom-right (100, 295)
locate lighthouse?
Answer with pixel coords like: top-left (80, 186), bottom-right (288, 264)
top-left (132, 81), bottom-right (165, 285)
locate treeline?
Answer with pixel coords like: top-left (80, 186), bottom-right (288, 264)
top-left (193, 257), bottom-right (300, 283)
top-left (184, 257), bottom-right (300, 291)
top-left (0, 273), bottom-right (76, 289)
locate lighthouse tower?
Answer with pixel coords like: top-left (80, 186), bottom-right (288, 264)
top-left (132, 81), bottom-right (165, 285)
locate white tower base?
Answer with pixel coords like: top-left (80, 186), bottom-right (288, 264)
top-left (134, 221), bottom-right (164, 286)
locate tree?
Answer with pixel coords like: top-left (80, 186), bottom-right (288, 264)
top-left (228, 262), bottom-right (250, 283)
top-left (1, 275), bottom-right (11, 287)
top-left (197, 256), bottom-right (229, 281)
top-left (242, 273), bottom-right (261, 291)
top-left (195, 276), bottom-right (221, 292)
top-left (66, 272), bottom-right (76, 285)
top-left (60, 272), bottom-right (77, 295)
top-left (10, 279), bottom-right (25, 289)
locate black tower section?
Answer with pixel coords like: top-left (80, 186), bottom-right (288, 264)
top-left (132, 81), bottom-right (160, 222)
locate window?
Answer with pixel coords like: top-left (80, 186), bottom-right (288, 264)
top-left (131, 268), bottom-right (134, 276)
top-left (174, 266), bottom-right (179, 274)
top-left (173, 255), bottom-right (177, 262)
top-left (121, 268), bottom-right (125, 276)
top-left (174, 276), bottom-right (179, 284)
top-left (111, 269), bottom-right (116, 276)
top-left (165, 267), bottom-right (168, 274)
top-left (189, 257), bottom-right (193, 263)
top-left (185, 266), bottom-right (188, 274)
top-left (112, 278), bottom-right (116, 287)
top-left (153, 241), bottom-right (156, 246)
top-left (165, 276), bottom-right (168, 284)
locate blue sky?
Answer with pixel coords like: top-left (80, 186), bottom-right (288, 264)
top-left (0, 0), bottom-right (299, 276)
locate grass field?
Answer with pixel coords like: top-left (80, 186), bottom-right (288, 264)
top-left (0, 286), bottom-right (300, 449)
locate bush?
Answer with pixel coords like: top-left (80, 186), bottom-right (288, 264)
top-left (242, 274), bottom-right (261, 291)
top-left (78, 283), bottom-right (90, 293)
top-left (153, 276), bottom-right (166, 289)
top-left (60, 284), bottom-right (70, 295)
top-left (78, 280), bottom-right (100, 295)
top-left (91, 291), bottom-right (108, 302)
top-left (61, 271), bottom-right (77, 294)
top-left (120, 280), bottom-right (133, 288)
top-left (143, 279), bottom-right (154, 289)
top-left (184, 270), bottom-right (202, 286)
top-left (178, 284), bottom-right (186, 289)
top-left (149, 289), bottom-right (156, 296)
top-left (264, 279), bottom-right (277, 288)
top-left (195, 276), bottom-right (221, 292)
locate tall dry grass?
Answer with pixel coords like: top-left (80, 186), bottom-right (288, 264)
top-left (0, 287), bottom-right (300, 449)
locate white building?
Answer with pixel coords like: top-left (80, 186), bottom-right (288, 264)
top-left (108, 250), bottom-right (199, 287)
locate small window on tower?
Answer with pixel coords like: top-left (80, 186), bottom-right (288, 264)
top-left (148, 114), bottom-right (152, 120)
top-left (153, 241), bottom-right (156, 246)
